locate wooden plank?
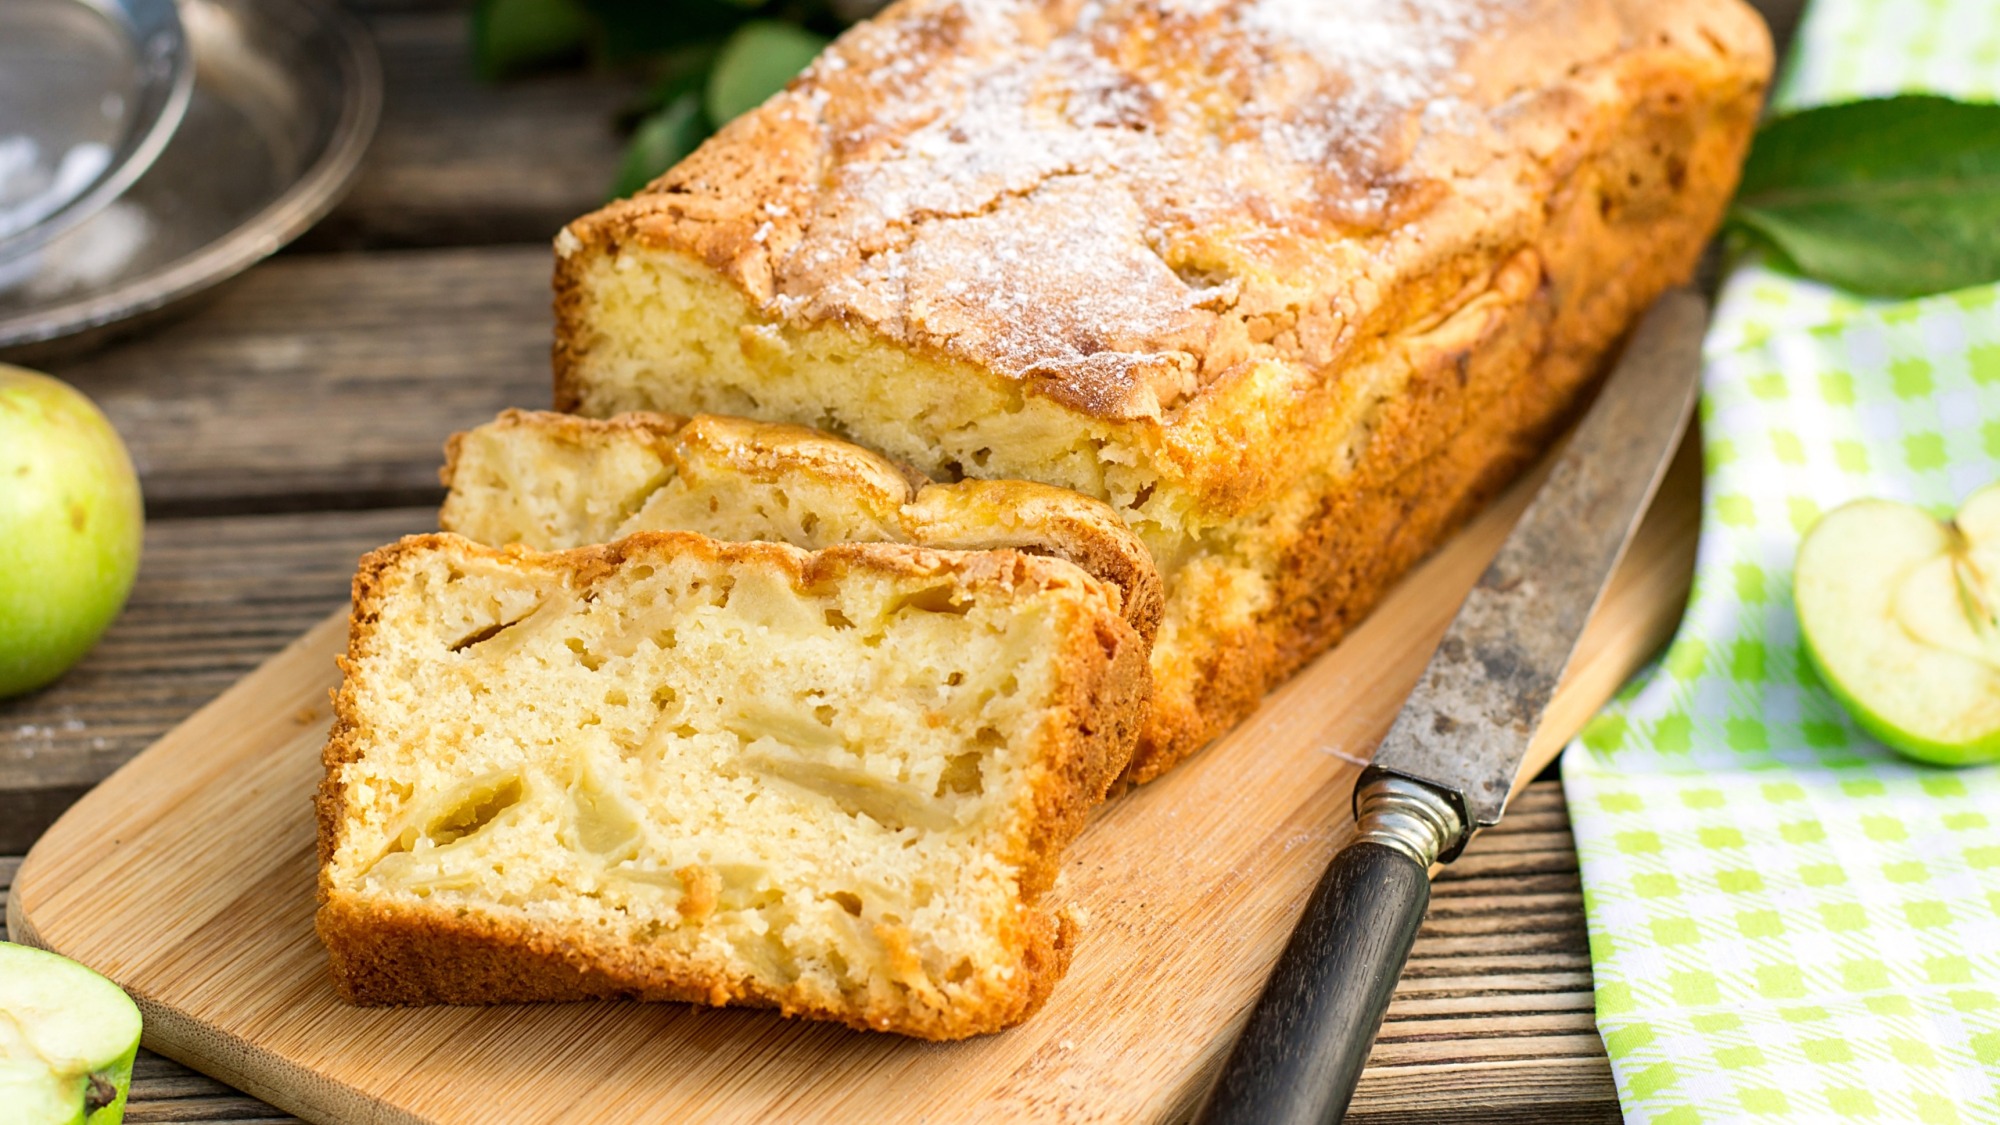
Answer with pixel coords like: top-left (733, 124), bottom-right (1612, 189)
top-left (1347, 1060), bottom-right (1620, 1125)
top-left (9, 446), bottom-right (1689, 1125)
top-left (309, 11), bottom-right (642, 250)
top-left (0, 509), bottom-right (433, 850)
top-left (1348, 785), bottom-right (1618, 1125)
top-left (43, 248), bottom-right (551, 513)
top-left (0, 783), bottom-right (1614, 1125)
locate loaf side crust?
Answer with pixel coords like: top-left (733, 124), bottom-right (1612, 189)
top-left (314, 892), bottom-right (1078, 1039)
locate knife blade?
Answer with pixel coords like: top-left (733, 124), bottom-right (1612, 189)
top-left (1193, 288), bottom-right (1708, 1125)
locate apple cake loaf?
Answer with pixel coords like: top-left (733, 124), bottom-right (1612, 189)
top-left (440, 408), bottom-right (1161, 645)
top-left (550, 0), bottom-right (1772, 779)
top-left (317, 532), bottom-right (1148, 1037)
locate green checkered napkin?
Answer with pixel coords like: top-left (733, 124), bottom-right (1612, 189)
top-left (1561, 0), bottom-right (2000, 1121)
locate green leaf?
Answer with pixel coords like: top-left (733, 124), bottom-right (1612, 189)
top-left (705, 21), bottom-right (829, 126)
top-left (1728, 95), bottom-right (2000, 299)
top-left (471, 0), bottom-right (594, 80)
top-left (651, 42), bottom-right (726, 107)
top-left (610, 42), bottom-right (724, 132)
top-left (612, 93), bottom-right (710, 199)
top-left (580, 0), bottom-right (759, 59)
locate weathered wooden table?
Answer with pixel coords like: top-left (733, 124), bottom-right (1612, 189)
top-left (2, 2), bottom-right (1771, 1119)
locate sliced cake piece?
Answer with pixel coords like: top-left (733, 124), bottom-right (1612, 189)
top-left (316, 531), bottom-right (1148, 1038)
top-left (440, 408), bottom-right (1162, 645)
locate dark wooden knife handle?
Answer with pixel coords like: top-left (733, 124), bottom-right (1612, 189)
top-left (1192, 840), bottom-right (1432, 1125)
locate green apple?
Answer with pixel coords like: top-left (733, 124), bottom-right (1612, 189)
top-left (0, 365), bottom-right (143, 699)
top-left (0, 941), bottom-right (142, 1124)
top-left (1796, 482), bottom-right (2000, 765)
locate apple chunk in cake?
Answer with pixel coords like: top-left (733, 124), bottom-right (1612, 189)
top-left (315, 531), bottom-right (1148, 1038)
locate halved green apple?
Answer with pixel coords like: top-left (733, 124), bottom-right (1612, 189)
top-left (0, 941), bottom-right (142, 1125)
top-left (1796, 482), bottom-right (2000, 766)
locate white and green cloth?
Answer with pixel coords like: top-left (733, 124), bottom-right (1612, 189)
top-left (1562, 1), bottom-right (2000, 1121)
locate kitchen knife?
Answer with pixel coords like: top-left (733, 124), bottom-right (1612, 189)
top-left (1192, 288), bottom-right (1708, 1125)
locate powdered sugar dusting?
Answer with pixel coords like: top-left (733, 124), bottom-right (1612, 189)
top-left (1237, 0), bottom-right (1500, 208)
top-left (743, 0), bottom-right (1518, 414)
top-left (1243, 0), bottom-right (1496, 108)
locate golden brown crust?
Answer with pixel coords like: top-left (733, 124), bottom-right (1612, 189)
top-left (553, 0), bottom-right (1770, 472)
top-left (1123, 259), bottom-right (1561, 778)
top-left (440, 409), bottom-right (1164, 644)
top-left (675, 411), bottom-right (933, 495)
top-left (547, 0), bottom-right (1767, 779)
top-left (440, 408), bottom-right (694, 490)
top-left (905, 478), bottom-right (1163, 647)
top-left (317, 531), bottom-right (1143, 1038)
top-left (1117, 23), bottom-right (1770, 775)
top-left (314, 893), bottom-right (1078, 1040)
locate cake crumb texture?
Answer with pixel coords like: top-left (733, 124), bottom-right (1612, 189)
top-left (440, 408), bottom-right (1162, 645)
top-left (317, 531), bottom-right (1148, 1038)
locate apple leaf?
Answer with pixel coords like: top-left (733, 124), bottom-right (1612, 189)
top-left (603, 20), bottom-right (828, 200)
top-left (1728, 95), bottom-right (2000, 299)
top-left (705, 21), bottom-right (830, 126)
top-left (580, 0), bottom-right (763, 59)
top-left (612, 93), bottom-right (709, 199)
top-left (611, 42), bottom-right (723, 131)
top-left (470, 0), bottom-right (593, 80)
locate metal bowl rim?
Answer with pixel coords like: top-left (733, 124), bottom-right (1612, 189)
top-left (0, 0), bottom-right (383, 350)
top-left (0, 0), bottom-right (195, 263)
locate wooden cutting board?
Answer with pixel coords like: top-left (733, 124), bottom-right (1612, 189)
top-left (8, 438), bottom-right (1698, 1125)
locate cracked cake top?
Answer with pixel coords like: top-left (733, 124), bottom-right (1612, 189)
top-left (562, 0), bottom-right (1768, 423)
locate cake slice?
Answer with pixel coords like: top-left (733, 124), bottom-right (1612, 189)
top-left (440, 408), bottom-right (1162, 645)
top-left (316, 531), bottom-right (1148, 1038)
top-left (549, 0), bottom-right (1771, 780)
